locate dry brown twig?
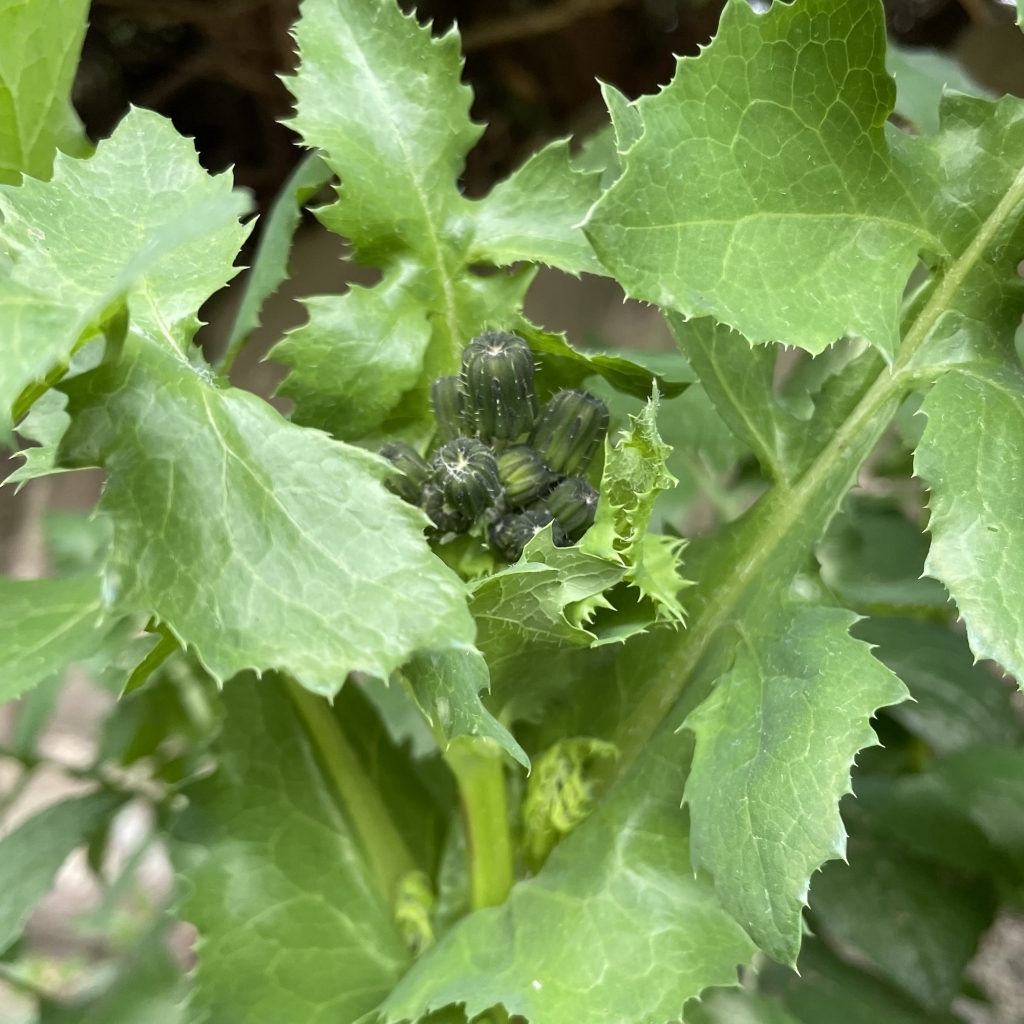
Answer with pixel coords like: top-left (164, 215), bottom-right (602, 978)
top-left (461, 0), bottom-right (635, 52)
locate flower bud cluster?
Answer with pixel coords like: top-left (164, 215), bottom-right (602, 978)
top-left (381, 331), bottom-right (608, 562)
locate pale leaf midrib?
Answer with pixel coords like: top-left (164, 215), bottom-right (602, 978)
top-left (337, 23), bottom-right (463, 363)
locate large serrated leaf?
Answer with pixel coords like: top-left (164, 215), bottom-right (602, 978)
top-left (0, 0), bottom-right (91, 184)
top-left (177, 675), bottom-right (410, 1024)
top-left (278, 0), bottom-right (619, 445)
top-left (915, 364), bottom-right (1024, 684)
top-left (0, 107), bottom-right (251, 430)
top-left (58, 329), bottom-right (475, 695)
top-left (585, 0), bottom-right (931, 358)
top-left (682, 605), bottom-right (909, 965)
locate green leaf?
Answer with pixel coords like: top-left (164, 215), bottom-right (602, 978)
top-left (221, 150), bottom-right (333, 371)
top-left (59, 328), bottom-right (475, 696)
top-left (816, 496), bottom-right (951, 617)
top-left (281, 0), bottom-right (663, 443)
top-left (602, 80), bottom-right (642, 154)
top-left (927, 747), bottom-right (1024, 859)
top-left (685, 988), bottom-right (801, 1024)
top-left (7, 387), bottom-right (71, 485)
top-left (853, 773), bottom-right (1004, 878)
top-left (682, 605), bottom-right (909, 965)
top-left (915, 364), bottom-right (1024, 684)
top-left (518, 318), bottom-right (692, 403)
top-left (0, 0), bottom-right (91, 184)
top-left (585, 0), bottom-right (930, 358)
top-left (178, 675), bottom-right (410, 1024)
top-left (760, 938), bottom-right (964, 1024)
top-left (8, 672), bottom-right (65, 756)
top-left (43, 511), bottom-right (113, 576)
top-left (270, 263), bottom-right (433, 441)
top-left (402, 645), bottom-right (529, 769)
top-left (0, 106), bottom-right (251, 429)
top-left (470, 530), bottom-right (624, 655)
top-left (0, 793), bottom-right (122, 954)
top-left (809, 810), bottom-right (993, 1009)
top-left (886, 45), bottom-right (990, 137)
top-left (469, 141), bottom-right (604, 276)
top-left (288, 0), bottom-right (477, 266)
top-left (333, 681), bottom-right (451, 874)
top-left (371, 703), bottom-right (756, 1024)
top-left (896, 94), bottom-right (1024, 375)
top-left (0, 572), bottom-right (106, 704)
top-left (853, 617), bottom-right (1023, 755)
top-left (581, 389), bottom-right (688, 621)
top-left (669, 317), bottom-right (883, 487)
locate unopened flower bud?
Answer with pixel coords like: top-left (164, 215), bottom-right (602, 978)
top-left (489, 509), bottom-right (567, 563)
top-left (432, 437), bottom-right (502, 518)
top-left (546, 476), bottom-right (599, 541)
top-left (421, 482), bottom-right (471, 536)
top-left (461, 331), bottom-right (538, 442)
top-left (380, 441), bottom-right (430, 504)
top-left (529, 389), bottom-right (609, 476)
top-left (431, 375), bottom-right (467, 443)
top-left (496, 445), bottom-right (552, 508)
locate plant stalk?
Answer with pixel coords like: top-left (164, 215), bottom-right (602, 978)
top-left (395, 671), bottom-right (515, 909)
top-left (286, 678), bottom-right (416, 906)
top-left (445, 737), bottom-right (515, 909)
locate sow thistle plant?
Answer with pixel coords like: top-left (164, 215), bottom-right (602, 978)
top-left (2, 0), bottom-right (1024, 1021)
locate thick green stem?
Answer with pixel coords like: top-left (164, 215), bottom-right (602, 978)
top-left (286, 679), bottom-right (416, 905)
top-left (395, 671), bottom-right (515, 909)
top-left (445, 737), bottom-right (515, 909)
top-left (612, 159), bottom-right (1024, 776)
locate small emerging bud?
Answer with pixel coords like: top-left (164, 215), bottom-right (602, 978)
top-left (421, 482), bottom-right (471, 536)
top-left (432, 437), bottom-right (502, 519)
top-left (431, 375), bottom-right (467, 443)
top-left (546, 476), bottom-right (599, 541)
top-left (489, 509), bottom-right (567, 563)
top-left (529, 389), bottom-right (609, 477)
top-left (461, 331), bottom-right (538, 442)
top-left (380, 441), bottom-right (430, 504)
top-left (496, 445), bottom-right (552, 509)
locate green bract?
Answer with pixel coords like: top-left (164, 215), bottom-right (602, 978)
top-left (3, 0), bottom-right (1024, 1021)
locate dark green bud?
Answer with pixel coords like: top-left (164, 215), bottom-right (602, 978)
top-left (546, 476), bottom-right (599, 541)
top-left (380, 441), bottom-right (430, 504)
top-left (431, 375), bottom-right (467, 444)
top-left (529, 389), bottom-right (609, 476)
top-left (432, 437), bottom-right (502, 518)
top-left (461, 331), bottom-right (538, 442)
top-left (489, 510), bottom-right (567, 563)
top-left (421, 482), bottom-right (471, 536)
top-left (496, 445), bottom-right (552, 509)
